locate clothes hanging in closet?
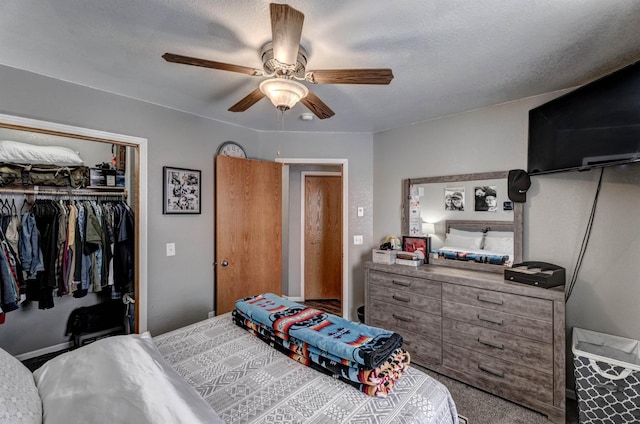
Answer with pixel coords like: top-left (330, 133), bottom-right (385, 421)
top-left (0, 196), bottom-right (134, 315)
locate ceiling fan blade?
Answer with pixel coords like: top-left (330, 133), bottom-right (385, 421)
top-left (162, 53), bottom-right (263, 76)
top-left (306, 69), bottom-right (394, 85)
top-left (300, 90), bottom-right (335, 119)
top-left (228, 88), bottom-right (266, 112)
top-left (270, 3), bottom-right (304, 66)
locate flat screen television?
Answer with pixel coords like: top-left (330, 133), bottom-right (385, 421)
top-left (528, 60), bottom-right (640, 175)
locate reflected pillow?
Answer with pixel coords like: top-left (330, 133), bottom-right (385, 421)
top-left (449, 228), bottom-right (485, 237)
top-left (483, 236), bottom-right (513, 255)
top-left (0, 140), bottom-right (84, 166)
top-left (486, 230), bottom-right (513, 238)
top-left (444, 233), bottom-right (483, 250)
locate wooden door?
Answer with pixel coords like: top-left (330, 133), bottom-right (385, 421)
top-left (215, 155), bottom-right (282, 315)
top-left (304, 175), bottom-right (342, 300)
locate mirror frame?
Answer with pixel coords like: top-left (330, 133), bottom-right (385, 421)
top-left (402, 171), bottom-right (523, 273)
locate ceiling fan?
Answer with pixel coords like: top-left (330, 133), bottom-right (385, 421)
top-left (162, 3), bottom-right (393, 119)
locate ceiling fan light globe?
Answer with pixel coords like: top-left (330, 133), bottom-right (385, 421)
top-left (259, 78), bottom-right (309, 110)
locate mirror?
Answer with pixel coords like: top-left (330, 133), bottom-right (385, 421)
top-left (402, 171), bottom-right (523, 273)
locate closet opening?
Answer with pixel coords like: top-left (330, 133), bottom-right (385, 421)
top-left (0, 113), bottom-right (147, 358)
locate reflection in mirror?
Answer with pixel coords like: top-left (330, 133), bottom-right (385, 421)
top-left (403, 171), bottom-right (523, 273)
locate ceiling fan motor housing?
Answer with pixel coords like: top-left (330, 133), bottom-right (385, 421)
top-left (260, 42), bottom-right (308, 78)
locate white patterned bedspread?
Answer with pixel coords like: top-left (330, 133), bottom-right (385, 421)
top-left (154, 313), bottom-right (459, 424)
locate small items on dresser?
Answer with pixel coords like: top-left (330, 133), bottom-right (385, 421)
top-left (395, 251), bottom-right (423, 266)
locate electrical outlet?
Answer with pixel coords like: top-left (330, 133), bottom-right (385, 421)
top-left (353, 235), bottom-right (363, 245)
top-left (166, 242), bottom-right (176, 256)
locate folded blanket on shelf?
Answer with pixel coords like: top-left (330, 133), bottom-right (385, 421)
top-left (233, 311), bottom-right (408, 397)
top-left (232, 309), bottom-right (410, 388)
top-left (235, 293), bottom-right (403, 368)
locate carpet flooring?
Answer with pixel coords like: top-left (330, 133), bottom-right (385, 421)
top-left (415, 365), bottom-right (579, 424)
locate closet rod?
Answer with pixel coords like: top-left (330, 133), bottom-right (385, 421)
top-left (0, 186), bottom-right (127, 197)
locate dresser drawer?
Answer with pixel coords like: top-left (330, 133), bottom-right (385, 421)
top-left (369, 281), bottom-right (441, 315)
top-left (442, 319), bottom-right (552, 372)
top-left (442, 284), bottom-right (552, 321)
top-left (443, 343), bottom-right (553, 404)
top-left (442, 300), bottom-right (553, 343)
top-left (368, 298), bottom-right (441, 340)
top-left (369, 270), bottom-right (442, 299)
top-left (369, 318), bottom-right (442, 366)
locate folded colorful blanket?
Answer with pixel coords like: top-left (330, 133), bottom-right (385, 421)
top-left (232, 309), bottom-right (410, 388)
top-left (235, 293), bottom-right (403, 368)
top-left (233, 313), bottom-right (407, 397)
top-left (437, 249), bottom-right (509, 265)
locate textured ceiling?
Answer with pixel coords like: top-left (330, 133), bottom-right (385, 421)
top-left (1, 0), bottom-right (639, 133)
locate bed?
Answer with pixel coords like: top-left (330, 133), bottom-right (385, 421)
top-left (429, 219), bottom-right (517, 272)
top-left (1, 313), bottom-right (460, 424)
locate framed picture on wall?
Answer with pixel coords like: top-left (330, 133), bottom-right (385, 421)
top-left (163, 166), bottom-right (201, 214)
top-left (402, 236), bottom-right (430, 264)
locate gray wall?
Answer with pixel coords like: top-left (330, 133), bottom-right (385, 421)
top-left (0, 65), bottom-right (374, 355)
top-left (373, 93), bottom-right (640, 389)
top-left (0, 65), bottom-right (258, 355)
top-left (258, 131), bottom-right (374, 317)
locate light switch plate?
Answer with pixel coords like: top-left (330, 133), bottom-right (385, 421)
top-left (166, 242), bottom-right (176, 256)
top-left (357, 207), bottom-right (364, 217)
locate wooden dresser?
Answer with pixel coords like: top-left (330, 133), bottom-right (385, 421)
top-left (365, 262), bottom-right (566, 423)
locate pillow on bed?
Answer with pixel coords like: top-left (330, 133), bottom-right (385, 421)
top-left (0, 347), bottom-right (42, 424)
top-left (483, 236), bottom-right (514, 256)
top-left (0, 140), bottom-right (84, 166)
top-left (33, 333), bottom-right (223, 424)
top-left (444, 233), bottom-right (484, 250)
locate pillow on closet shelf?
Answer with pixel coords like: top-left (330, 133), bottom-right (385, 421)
top-left (0, 140), bottom-right (84, 166)
top-left (0, 347), bottom-right (43, 424)
top-left (444, 233), bottom-right (484, 250)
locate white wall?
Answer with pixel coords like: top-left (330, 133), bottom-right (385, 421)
top-left (373, 92), bottom-right (640, 389)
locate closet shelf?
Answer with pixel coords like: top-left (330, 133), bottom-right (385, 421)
top-left (0, 185), bottom-right (127, 197)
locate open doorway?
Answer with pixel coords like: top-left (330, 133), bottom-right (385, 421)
top-left (276, 158), bottom-right (349, 319)
top-left (302, 172), bottom-right (342, 314)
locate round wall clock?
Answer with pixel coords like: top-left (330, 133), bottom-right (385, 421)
top-left (216, 141), bottom-right (247, 158)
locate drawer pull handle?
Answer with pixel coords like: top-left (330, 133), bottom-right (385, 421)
top-left (478, 338), bottom-right (505, 350)
top-left (478, 314), bottom-right (503, 325)
top-left (392, 280), bottom-right (411, 287)
top-left (478, 364), bottom-right (504, 378)
top-left (392, 294), bottom-right (411, 303)
top-left (392, 314), bottom-right (412, 322)
top-left (477, 295), bottom-right (503, 305)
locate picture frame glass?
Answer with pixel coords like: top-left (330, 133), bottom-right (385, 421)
top-left (163, 167), bottom-right (201, 214)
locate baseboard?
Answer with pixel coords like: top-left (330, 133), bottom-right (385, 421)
top-left (15, 341), bottom-right (73, 361)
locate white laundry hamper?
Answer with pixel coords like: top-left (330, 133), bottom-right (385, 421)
top-left (572, 327), bottom-right (640, 423)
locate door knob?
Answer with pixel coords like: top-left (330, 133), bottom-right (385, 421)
top-left (221, 260), bottom-right (229, 267)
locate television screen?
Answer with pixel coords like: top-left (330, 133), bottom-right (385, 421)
top-left (528, 60), bottom-right (640, 175)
